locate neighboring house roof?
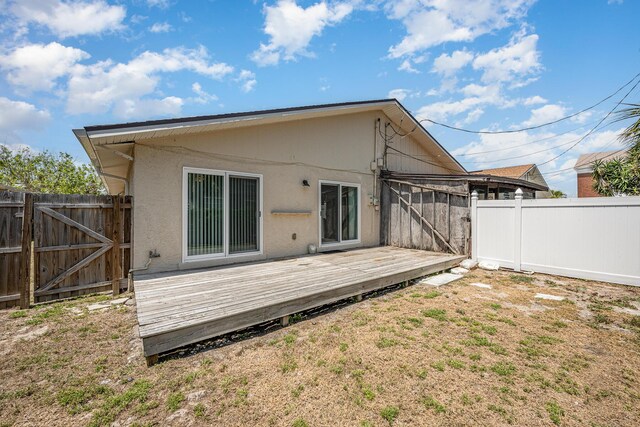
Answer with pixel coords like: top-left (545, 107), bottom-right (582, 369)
top-left (574, 150), bottom-right (628, 173)
top-left (382, 171), bottom-right (550, 192)
top-left (74, 99), bottom-right (467, 193)
top-left (470, 164), bottom-right (535, 179)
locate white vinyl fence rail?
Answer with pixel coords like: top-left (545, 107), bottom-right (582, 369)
top-left (471, 190), bottom-right (640, 286)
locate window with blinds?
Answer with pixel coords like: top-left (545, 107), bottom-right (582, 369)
top-left (320, 182), bottom-right (359, 245)
top-left (184, 168), bottom-right (261, 260)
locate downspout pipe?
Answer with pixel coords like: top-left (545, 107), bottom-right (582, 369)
top-left (99, 172), bottom-right (130, 195)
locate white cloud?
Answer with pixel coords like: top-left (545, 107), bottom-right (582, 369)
top-left (472, 31), bottom-right (542, 84)
top-left (112, 97), bottom-right (183, 120)
top-left (463, 108), bottom-right (484, 124)
top-left (236, 69), bottom-right (257, 93)
top-left (523, 95), bottom-right (547, 105)
top-left (386, 0), bottom-right (535, 58)
top-left (398, 59), bottom-right (419, 73)
top-left (432, 50), bottom-right (473, 76)
top-left (10, 0), bottom-right (126, 38)
top-left (388, 88), bottom-right (410, 101)
top-left (146, 0), bottom-right (171, 8)
top-left (251, 0), bottom-right (353, 66)
top-left (191, 82), bottom-right (218, 104)
top-left (66, 46), bottom-right (234, 116)
top-left (149, 22), bottom-right (172, 33)
top-left (0, 97), bottom-right (50, 131)
top-left (0, 97), bottom-right (51, 144)
top-left (522, 104), bottom-right (567, 127)
top-left (0, 42), bottom-right (90, 92)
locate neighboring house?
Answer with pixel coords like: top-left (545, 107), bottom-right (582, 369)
top-left (470, 164), bottom-right (550, 199)
top-left (574, 150), bottom-right (628, 197)
top-left (74, 99), bottom-right (468, 274)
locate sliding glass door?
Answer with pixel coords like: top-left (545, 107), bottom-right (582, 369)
top-left (320, 182), bottom-right (359, 245)
top-left (184, 168), bottom-right (261, 261)
top-left (229, 176), bottom-right (259, 254)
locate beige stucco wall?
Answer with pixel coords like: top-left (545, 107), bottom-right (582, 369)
top-left (130, 111), bottom-right (454, 273)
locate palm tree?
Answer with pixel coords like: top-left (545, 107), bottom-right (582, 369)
top-left (591, 103), bottom-right (640, 196)
top-left (549, 189), bottom-right (565, 198)
top-left (617, 103), bottom-right (640, 148)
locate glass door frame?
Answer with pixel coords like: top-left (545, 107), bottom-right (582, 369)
top-left (182, 166), bottom-right (263, 263)
top-left (318, 180), bottom-right (361, 248)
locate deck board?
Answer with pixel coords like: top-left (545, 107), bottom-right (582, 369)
top-left (135, 246), bottom-right (465, 356)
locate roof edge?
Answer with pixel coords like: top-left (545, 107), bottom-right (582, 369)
top-left (84, 99), bottom-right (396, 133)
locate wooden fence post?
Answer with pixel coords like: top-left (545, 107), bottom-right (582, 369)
top-left (513, 188), bottom-right (523, 272)
top-left (470, 191), bottom-right (478, 262)
top-left (19, 193), bottom-right (33, 309)
top-left (112, 195), bottom-right (121, 295)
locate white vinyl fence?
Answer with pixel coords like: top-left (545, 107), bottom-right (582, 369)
top-left (471, 190), bottom-right (640, 286)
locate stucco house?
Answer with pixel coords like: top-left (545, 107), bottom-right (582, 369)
top-left (470, 164), bottom-right (550, 199)
top-left (74, 99), bottom-right (471, 274)
top-left (574, 150), bottom-right (628, 197)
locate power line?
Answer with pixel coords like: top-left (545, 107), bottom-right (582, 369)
top-left (536, 77), bottom-right (640, 167)
top-left (421, 71), bottom-right (640, 135)
top-left (455, 118), bottom-right (600, 156)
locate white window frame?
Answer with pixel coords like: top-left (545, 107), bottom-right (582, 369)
top-left (182, 167), bottom-right (263, 263)
top-left (318, 180), bottom-right (361, 248)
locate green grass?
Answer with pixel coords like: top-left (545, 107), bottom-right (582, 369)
top-left (283, 332), bottom-right (297, 345)
top-left (380, 406), bottom-right (400, 425)
top-left (57, 385), bottom-right (112, 415)
top-left (491, 362), bottom-right (516, 377)
top-left (166, 392), bottom-right (185, 412)
top-left (446, 359), bottom-right (466, 369)
top-left (545, 401), bottom-right (564, 425)
top-left (291, 385), bottom-right (305, 398)
top-left (280, 358), bottom-right (298, 373)
top-left (339, 342), bottom-right (349, 352)
top-left (510, 274), bottom-right (534, 283)
top-left (489, 303), bottom-right (502, 311)
top-left (193, 403), bottom-right (206, 418)
top-left (422, 309), bottom-right (447, 321)
top-left (422, 396), bottom-right (445, 414)
top-left (9, 310), bottom-right (27, 318)
top-left (376, 337), bottom-right (398, 348)
top-left (423, 290), bottom-right (441, 299)
top-left (292, 418), bottom-right (309, 427)
top-left (407, 317), bottom-right (424, 327)
top-left (89, 380), bottom-right (153, 427)
top-left (431, 361), bottom-right (445, 372)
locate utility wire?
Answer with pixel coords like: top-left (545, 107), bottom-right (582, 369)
top-left (421, 72), bottom-right (640, 135)
top-left (536, 76), bottom-right (640, 167)
top-left (455, 118), bottom-right (600, 156)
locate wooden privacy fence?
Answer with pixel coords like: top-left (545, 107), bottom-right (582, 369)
top-left (0, 191), bottom-right (131, 309)
top-left (471, 191), bottom-right (640, 286)
top-left (380, 178), bottom-right (470, 255)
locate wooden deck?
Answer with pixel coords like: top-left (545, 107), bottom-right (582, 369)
top-left (135, 246), bottom-right (465, 360)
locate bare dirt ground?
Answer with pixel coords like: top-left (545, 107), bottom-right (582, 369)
top-left (1, 269), bottom-right (640, 427)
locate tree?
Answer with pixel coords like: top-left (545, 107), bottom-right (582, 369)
top-left (591, 103), bottom-right (640, 196)
top-left (549, 189), bottom-right (565, 198)
top-left (0, 145), bottom-right (105, 194)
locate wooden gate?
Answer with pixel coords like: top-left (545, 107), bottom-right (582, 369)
top-left (0, 191), bottom-right (131, 308)
top-left (0, 191), bottom-right (26, 309)
top-left (380, 178), bottom-right (470, 255)
top-left (33, 194), bottom-right (131, 303)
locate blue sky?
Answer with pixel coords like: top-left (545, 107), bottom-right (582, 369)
top-left (0, 0), bottom-right (639, 195)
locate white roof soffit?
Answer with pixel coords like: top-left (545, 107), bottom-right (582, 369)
top-left (79, 99), bottom-right (466, 177)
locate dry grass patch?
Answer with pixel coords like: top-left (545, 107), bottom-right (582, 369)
top-left (1, 271), bottom-right (640, 426)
